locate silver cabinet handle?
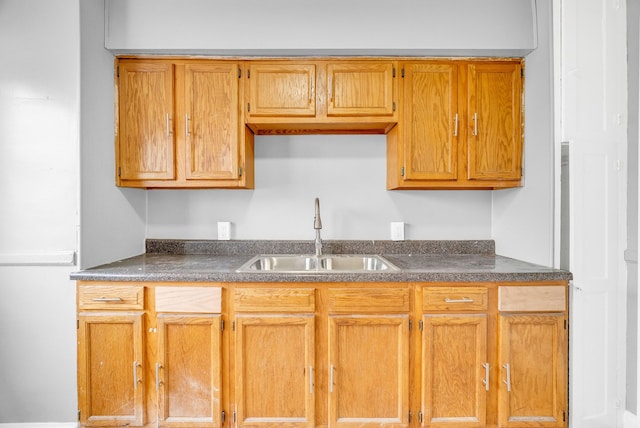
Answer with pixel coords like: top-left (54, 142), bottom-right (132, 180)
top-left (133, 361), bottom-right (141, 390)
top-left (503, 363), bottom-right (512, 392)
top-left (444, 297), bottom-right (473, 303)
top-left (482, 363), bottom-right (490, 391)
top-left (472, 112), bottom-right (478, 136)
top-left (92, 297), bottom-right (123, 302)
top-left (185, 113), bottom-right (190, 137)
top-left (453, 113), bottom-right (459, 136)
top-left (309, 366), bottom-right (314, 394)
top-left (156, 363), bottom-right (162, 391)
top-left (166, 113), bottom-right (170, 137)
top-left (329, 76), bottom-right (333, 102)
top-left (329, 364), bottom-right (335, 393)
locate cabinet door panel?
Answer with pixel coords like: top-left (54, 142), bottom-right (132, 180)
top-left (403, 63), bottom-right (458, 181)
top-left (327, 62), bottom-right (396, 117)
top-left (467, 63), bottom-right (522, 181)
top-left (77, 312), bottom-right (145, 427)
top-left (185, 63), bottom-right (239, 180)
top-left (498, 314), bottom-right (567, 427)
top-left (157, 314), bottom-right (222, 428)
top-left (118, 61), bottom-right (174, 181)
top-left (235, 314), bottom-right (315, 428)
top-left (329, 315), bottom-right (409, 428)
top-left (422, 315), bottom-right (487, 427)
top-left (247, 64), bottom-right (316, 117)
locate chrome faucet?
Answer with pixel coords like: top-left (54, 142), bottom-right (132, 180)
top-left (314, 197), bottom-right (323, 256)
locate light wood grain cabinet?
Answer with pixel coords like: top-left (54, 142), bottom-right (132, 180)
top-left (388, 59), bottom-right (523, 190)
top-left (155, 286), bottom-right (223, 428)
top-left (233, 288), bottom-right (316, 428)
top-left (497, 286), bottom-right (568, 427)
top-left (245, 60), bottom-right (398, 134)
top-left (77, 281), bottom-right (567, 428)
top-left (77, 284), bottom-right (146, 427)
top-left (116, 59), bottom-right (254, 189)
top-left (421, 287), bottom-right (489, 427)
top-left (327, 287), bottom-right (410, 428)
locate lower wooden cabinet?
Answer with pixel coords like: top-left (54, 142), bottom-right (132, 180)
top-left (76, 281), bottom-right (568, 428)
top-left (156, 314), bottom-right (222, 427)
top-left (77, 312), bottom-right (146, 427)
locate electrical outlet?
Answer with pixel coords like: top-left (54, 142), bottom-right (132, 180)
top-left (218, 222), bottom-right (231, 240)
top-left (390, 222), bottom-right (405, 241)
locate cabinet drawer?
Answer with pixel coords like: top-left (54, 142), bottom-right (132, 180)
top-left (423, 287), bottom-right (488, 311)
top-left (78, 285), bottom-right (144, 310)
top-left (156, 286), bottom-right (222, 313)
top-left (498, 286), bottom-right (566, 312)
top-left (234, 288), bottom-right (315, 312)
top-left (328, 288), bottom-right (410, 313)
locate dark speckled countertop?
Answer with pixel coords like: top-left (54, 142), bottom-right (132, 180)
top-left (70, 239), bottom-right (572, 283)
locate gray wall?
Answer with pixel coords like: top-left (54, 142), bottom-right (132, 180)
top-left (628, 0), bottom-right (639, 414)
top-left (0, 0), bottom-right (79, 422)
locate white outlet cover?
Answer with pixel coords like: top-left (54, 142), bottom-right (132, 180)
top-left (218, 221), bottom-right (231, 240)
top-left (390, 222), bottom-right (405, 241)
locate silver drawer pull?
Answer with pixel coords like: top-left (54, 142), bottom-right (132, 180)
top-left (92, 297), bottom-right (123, 302)
top-left (444, 297), bottom-right (474, 303)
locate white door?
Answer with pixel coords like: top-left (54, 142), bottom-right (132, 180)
top-left (558, 0), bottom-right (627, 427)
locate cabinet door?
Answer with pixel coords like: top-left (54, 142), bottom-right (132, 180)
top-left (422, 315), bottom-right (488, 427)
top-left (184, 63), bottom-right (240, 180)
top-left (156, 314), bottom-right (222, 428)
top-left (246, 63), bottom-right (316, 117)
top-left (235, 314), bottom-right (315, 428)
top-left (328, 315), bottom-right (409, 428)
top-left (498, 314), bottom-right (567, 427)
top-left (77, 312), bottom-right (145, 427)
top-left (118, 61), bottom-right (175, 181)
top-left (402, 62), bottom-right (458, 181)
top-left (467, 62), bottom-right (522, 181)
top-left (327, 62), bottom-right (396, 117)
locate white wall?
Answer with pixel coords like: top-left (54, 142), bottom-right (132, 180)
top-left (0, 0), bottom-right (79, 422)
top-left (492, 0), bottom-right (556, 266)
top-left (148, 135), bottom-right (492, 240)
top-left (105, 0), bottom-right (537, 56)
top-left (80, 0), bottom-right (146, 269)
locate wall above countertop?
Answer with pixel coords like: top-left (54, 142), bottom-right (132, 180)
top-left (105, 0), bottom-right (537, 56)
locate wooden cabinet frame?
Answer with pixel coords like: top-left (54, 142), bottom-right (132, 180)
top-left (77, 280), bottom-right (567, 428)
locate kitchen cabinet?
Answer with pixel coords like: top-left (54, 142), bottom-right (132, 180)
top-left (76, 280), bottom-right (567, 428)
top-left (116, 58), bottom-right (254, 189)
top-left (77, 284), bottom-right (146, 427)
top-left (387, 59), bottom-right (523, 189)
top-left (497, 286), bottom-right (568, 427)
top-left (233, 288), bottom-right (316, 428)
top-left (245, 59), bottom-right (398, 134)
top-left (327, 288), bottom-right (410, 428)
top-left (155, 286), bottom-right (223, 428)
top-left (421, 287), bottom-right (489, 427)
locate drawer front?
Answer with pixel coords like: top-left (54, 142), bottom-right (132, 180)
top-left (498, 285), bottom-right (566, 312)
top-left (234, 288), bottom-right (315, 312)
top-left (78, 285), bottom-right (144, 310)
top-left (156, 286), bottom-right (222, 313)
top-left (328, 288), bottom-right (410, 313)
top-left (423, 287), bottom-right (488, 311)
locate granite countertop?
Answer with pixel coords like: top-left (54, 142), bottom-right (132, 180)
top-left (70, 239), bottom-right (572, 283)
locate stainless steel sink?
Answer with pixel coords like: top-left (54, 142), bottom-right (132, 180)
top-left (237, 254), bottom-right (399, 273)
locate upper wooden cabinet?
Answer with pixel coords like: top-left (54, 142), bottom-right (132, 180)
top-left (387, 59), bottom-right (524, 189)
top-left (245, 60), bottom-right (398, 134)
top-left (115, 56), bottom-right (524, 190)
top-left (116, 59), bottom-right (254, 189)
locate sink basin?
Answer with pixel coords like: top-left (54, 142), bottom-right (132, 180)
top-left (237, 254), bottom-right (399, 273)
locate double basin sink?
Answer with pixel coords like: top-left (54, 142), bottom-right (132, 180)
top-left (237, 254), bottom-right (399, 273)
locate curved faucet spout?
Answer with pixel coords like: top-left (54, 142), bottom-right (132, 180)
top-left (314, 198), bottom-right (323, 256)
